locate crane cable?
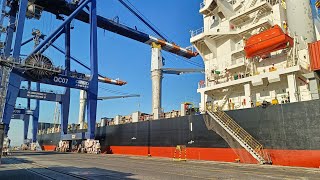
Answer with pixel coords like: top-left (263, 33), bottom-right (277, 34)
top-left (118, 0), bottom-right (169, 41)
top-left (98, 85), bottom-right (132, 96)
top-left (123, 0), bottom-right (170, 41)
top-left (49, 44), bottom-right (136, 96)
top-left (119, 0), bottom-right (204, 68)
top-left (52, 43), bottom-right (107, 78)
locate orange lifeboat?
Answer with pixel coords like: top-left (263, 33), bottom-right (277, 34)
top-left (244, 25), bottom-right (294, 58)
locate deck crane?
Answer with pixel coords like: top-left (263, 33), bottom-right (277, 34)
top-left (115, 0), bottom-right (204, 118)
top-left (26, 0), bottom-right (200, 120)
top-left (78, 92), bottom-right (140, 129)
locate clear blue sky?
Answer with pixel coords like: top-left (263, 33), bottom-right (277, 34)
top-left (9, 0), bottom-right (204, 145)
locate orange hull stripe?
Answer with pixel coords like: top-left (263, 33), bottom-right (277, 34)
top-left (42, 145), bottom-right (320, 168)
top-left (107, 146), bottom-right (320, 168)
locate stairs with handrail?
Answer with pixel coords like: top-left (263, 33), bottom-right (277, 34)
top-left (205, 109), bottom-right (272, 164)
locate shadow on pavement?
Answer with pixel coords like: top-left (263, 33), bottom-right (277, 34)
top-left (0, 167), bottom-right (135, 180)
top-left (10, 151), bottom-right (69, 157)
top-left (1, 157), bottom-right (33, 164)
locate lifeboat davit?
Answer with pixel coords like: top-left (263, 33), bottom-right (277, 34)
top-left (244, 25), bottom-right (294, 58)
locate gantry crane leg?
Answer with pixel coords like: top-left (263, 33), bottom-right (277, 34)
top-left (1, 0), bottom-right (28, 135)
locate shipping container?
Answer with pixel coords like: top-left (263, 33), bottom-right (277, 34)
top-left (308, 40), bottom-right (320, 71)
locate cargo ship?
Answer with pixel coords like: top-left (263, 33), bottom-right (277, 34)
top-left (37, 0), bottom-right (320, 168)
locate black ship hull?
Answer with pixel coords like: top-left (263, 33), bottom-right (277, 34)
top-left (38, 99), bottom-right (320, 168)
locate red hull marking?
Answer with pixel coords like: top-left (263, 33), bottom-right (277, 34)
top-left (108, 146), bottom-right (320, 168)
top-left (107, 146), bottom-right (148, 155)
top-left (42, 145), bottom-right (56, 151)
top-left (108, 146), bottom-right (239, 162)
top-left (268, 149), bottom-right (320, 168)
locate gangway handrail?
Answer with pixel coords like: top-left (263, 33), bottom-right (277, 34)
top-left (206, 107), bottom-right (272, 164)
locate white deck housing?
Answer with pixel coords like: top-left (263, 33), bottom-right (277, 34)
top-left (191, 0), bottom-right (320, 112)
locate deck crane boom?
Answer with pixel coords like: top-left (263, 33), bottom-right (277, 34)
top-left (78, 91), bottom-right (140, 129)
top-left (161, 68), bottom-right (204, 75)
top-left (97, 94), bottom-right (140, 100)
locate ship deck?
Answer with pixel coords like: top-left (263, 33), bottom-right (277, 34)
top-left (1, 151), bottom-right (319, 180)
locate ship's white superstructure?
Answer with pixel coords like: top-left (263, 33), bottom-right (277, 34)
top-left (191, 0), bottom-right (320, 112)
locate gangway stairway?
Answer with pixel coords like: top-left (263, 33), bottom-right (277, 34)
top-left (206, 109), bottom-right (272, 164)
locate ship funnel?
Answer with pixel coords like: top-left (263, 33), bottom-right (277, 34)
top-left (286, 0), bottom-right (316, 49)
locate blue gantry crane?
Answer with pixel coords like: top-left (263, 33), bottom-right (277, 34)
top-left (0, 0), bottom-right (198, 148)
top-left (0, 0), bottom-right (102, 142)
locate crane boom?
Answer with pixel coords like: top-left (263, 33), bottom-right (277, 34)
top-left (97, 94), bottom-right (140, 100)
top-left (161, 68), bottom-right (204, 75)
top-left (32, 0), bottom-right (198, 58)
top-left (98, 77), bottom-right (127, 86)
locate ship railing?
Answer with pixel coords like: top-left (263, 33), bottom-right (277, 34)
top-left (200, 1), bottom-right (205, 9)
top-left (207, 108), bottom-right (272, 164)
top-left (191, 23), bottom-right (238, 38)
top-left (228, 0), bottom-right (237, 5)
top-left (198, 80), bottom-right (206, 89)
top-left (230, 58), bottom-right (245, 67)
top-left (252, 12), bottom-right (273, 25)
top-left (234, 15), bottom-right (273, 31)
top-left (245, 0), bottom-right (279, 9)
top-left (200, 0), bottom-right (240, 9)
top-left (209, 24), bottom-right (235, 34)
top-left (190, 27), bottom-right (204, 37)
top-left (265, 0), bottom-right (280, 6)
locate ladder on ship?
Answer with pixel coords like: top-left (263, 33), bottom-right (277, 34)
top-left (205, 109), bottom-right (272, 164)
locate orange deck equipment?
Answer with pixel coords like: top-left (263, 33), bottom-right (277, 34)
top-left (244, 25), bottom-right (294, 58)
